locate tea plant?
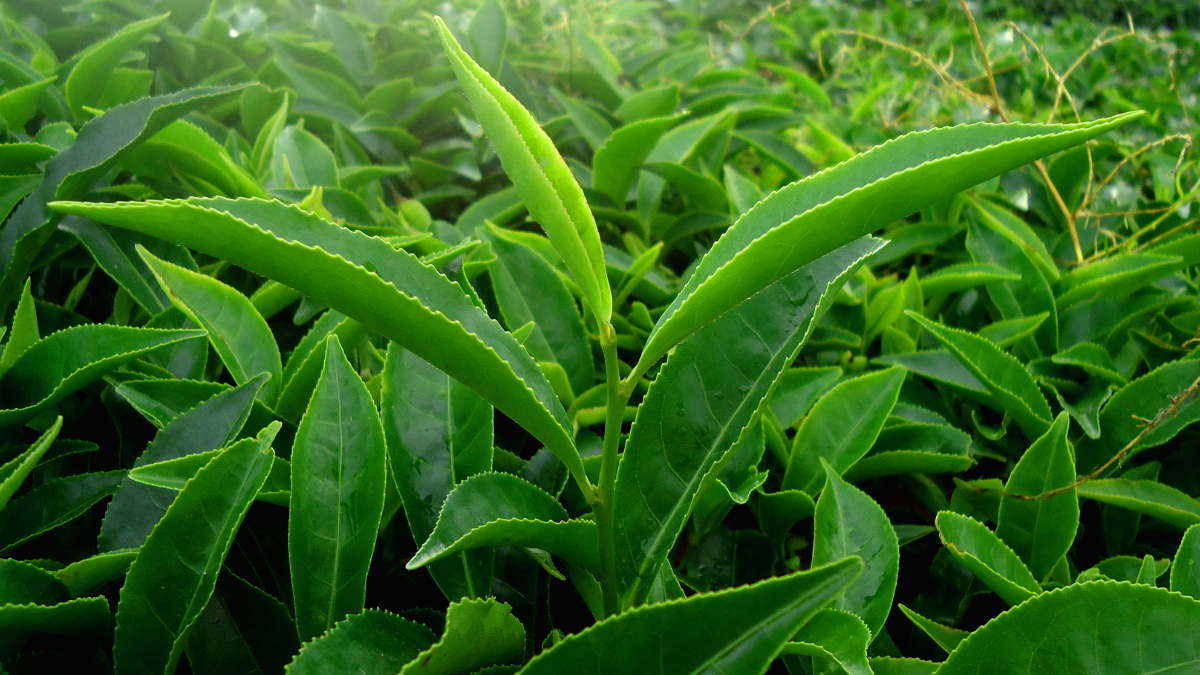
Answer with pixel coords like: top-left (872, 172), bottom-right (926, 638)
top-left (0, 0), bottom-right (1198, 673)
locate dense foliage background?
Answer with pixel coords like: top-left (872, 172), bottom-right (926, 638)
top-left (0, 0), bottom-right (1197, 672)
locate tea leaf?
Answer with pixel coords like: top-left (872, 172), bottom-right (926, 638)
top-left (286, 610), bottom-right (435, 675)
top-left (935, 511), bottom-right (1041, 605)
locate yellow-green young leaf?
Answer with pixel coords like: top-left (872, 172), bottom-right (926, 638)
top-left (140, 246), bottom-right (282, 405)
top-left (0, 77), bottom-right (55, 129)
top-left (936, 582), bottom-right (1200, 674)
top-left (65, 14), bottom-right (168, 120)
top-left (813, 461), bottom-right (899, 638)
top-left (521, 559), bottom-right (863, 675)
top-left (120, 120), bottom-right (267, 199)
top-left (782, 366), bottom-right (905, 495)
top-left (382, 344), bottom-right (494, 601)
top-left (996, 414), bottom-right (1078, 582)
top-left (0, 278), bottom-right (38, 378)
top-left (909, 313), bottom-right (1052, 439)
top-left (286, 610), bottom-right (436, 675)
top-left (50, 197), bottom-right (587, 497)
top-left (434, 17), bottom-right (611, 322)
top-left (935, 511), bottom-right (1041, 606)
top-left (398, 598), bottom-right (524, 675)
top-left (290, 336), bottom-right (387, 643)
top-left (112, 425), bottom-right (277, 675)
top-left (633, 113), bottom-right (1141, 381)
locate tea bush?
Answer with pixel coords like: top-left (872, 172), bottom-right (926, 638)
top-left (0, 0), bottom-right (1197, 673)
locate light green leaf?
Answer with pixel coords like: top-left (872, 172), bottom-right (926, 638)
top-left (0, 278), bottom-right (38, 379)
top-left (919, 262), bottom-right (1021, 297)
top-left (767, 366), bottom-right (842, 429)
top-left (519, 559), bottom-right (863, 675)
top-left (468, 0), bottom-right (507, 76)
top-left (270, 126), bottom-right (340, 189)
top-left (935, 511), bottom-right (1041, 605)
top-left (55, 549), bottom-right (138, 598)
top-left (813, 460), bottom-right (900, 637)
top-left (290, 336), bottom-right (387, 642)
top-left (782, 366), bottom-right (905, 494)
top-left (996, 414), bottom-right (1078, 581)
top-left (934, 581), bottom-right (1200, 674)
top-left (435, 18), bottom-right (611, 322)
top-left (593, 116), bottom-right (679, 206)
top-left (112, 425), bottom-right (277, 675)
top-left (634, 114), bottom-right (1139, 380)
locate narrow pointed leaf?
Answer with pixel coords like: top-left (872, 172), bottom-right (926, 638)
top-left (64, 15), bottom-right (168, 119)
top-left (519, 559), bottom-right (863, 675)
top-left (613, 237), bottom-right (882, 608)
top-left (141, 247), bottom-right (282, 405)
top-left (409, 472), bottom-right (599, 573)
top-left (909, 313), bottom-right (1052, 439)
top-left (113, 426), bottom-right (277, 675)
top-left (898, 604), bottom-right (968, 654)
top-left (1, 84), bottom-right (245, 314)
top-left (383, 344), bottom-right (494, 600)
top-left (50, 197), bottom-right (586, 494)
top-left (635, 114), bottom-right (1138, 379)
top-left (813, 460), bottom-right (900, 637)
top-left (783, 366), bottom-right (905, 494)
top-left (996, 414), bottom-right (1078, 581)
top-left (1076, 479), bottom-right (1200, 529)
top-left (290, 336), bottom-right (387, 642)
top-left (435, 18), bottom-right (611, 321)
top-left (55, 549), bottom-right (138, 598)
top-left (0, 416), bottom-right (61, 511)
top-left (593, 116), bottom-right (679, 205)
top-left (0, 325), bottom-right (206, 430)
top-left (0, 279), bottom-right (38, 378)
top-left (935, 511), bottom-right (1041, 606)
top-left (0, 471), bottom-right (125, 554)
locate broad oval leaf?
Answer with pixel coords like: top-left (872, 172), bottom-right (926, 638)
top-left (812, 460), bottom-right (900, 637)
top-left (399, 598), bottom-right (525, 675)
top-left (408, 472), bottom-right (599, 573)
top-left (935, 510), bottom-right (1041, 606)
top-left (435, 18), bottom-right (611, 322)
top-left (50, 197), bottom-right (587, 494)
top-left (613, 237), bottom-right (882, 609)
top-left (783, 366), bottom-right (905, 494)
top-left (286, 610), bottom-right (436, 675)
top-left (112, 425), bottom-right (277, 675)
top-left (634, 113), bottom-right (1140, 379)
top-left (935, 581), bottom-right (1200, 674)
top-left (290, 336), bottom-right (387, 642)
top-left (996, 413), bottom-right (1078, 581)
top-left (518, 558), bottom-right (863, 675)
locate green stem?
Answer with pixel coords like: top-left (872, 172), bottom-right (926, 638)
top-left (594, 321), bottom-right (630, 616)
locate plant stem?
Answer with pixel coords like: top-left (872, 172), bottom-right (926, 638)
top-left (594, 321), bottom-right (630, 616)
